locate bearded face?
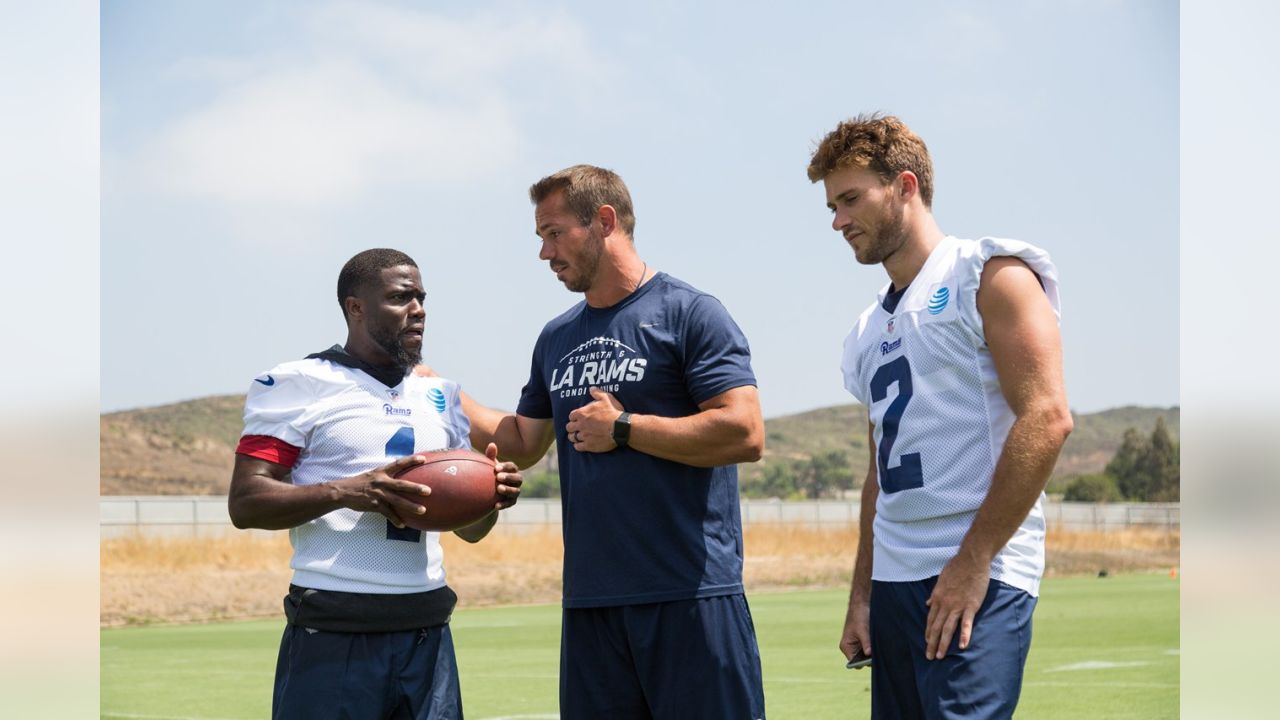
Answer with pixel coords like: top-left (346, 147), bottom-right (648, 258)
top-left (560, 225), bottom-right (606, 292)
top-left (852, 193), bottom-right (909, 266)
top-left (368, 314), bottom-right (422, 370)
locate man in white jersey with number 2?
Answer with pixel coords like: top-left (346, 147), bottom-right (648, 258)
top-left (807, 115), bottom-right (1073, 718)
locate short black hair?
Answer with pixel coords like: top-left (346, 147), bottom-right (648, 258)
top-left (337, 248), bottom-right (418, 317)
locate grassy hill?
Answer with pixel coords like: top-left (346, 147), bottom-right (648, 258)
top-left (100, 396), bottom-right (1179, 495)
top-left (745, 404), bottom-right (1180, 493)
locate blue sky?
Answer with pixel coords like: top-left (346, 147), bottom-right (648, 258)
top-left (101, 0), bottom-right (1178, 418)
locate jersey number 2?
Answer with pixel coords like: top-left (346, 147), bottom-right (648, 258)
top-left (385, 427), bottom-right (423, 542)
top-left (870, 356), bottom-right (924, 494)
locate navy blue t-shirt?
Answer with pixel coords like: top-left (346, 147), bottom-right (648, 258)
top-left (517, 273), bottom-right (757, 608)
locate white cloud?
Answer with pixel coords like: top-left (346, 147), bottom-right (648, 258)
top-left (134, 2), bottom-right (606, 212)
top-left (146, 59), bottom-right (520, 206)
top-left (311, 1), bottom-right (605, 95)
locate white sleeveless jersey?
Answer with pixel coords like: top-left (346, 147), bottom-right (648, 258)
top-left (241, 358), bottom-right (471, 594)
top-left (841, 236), bottom-right (1061, 597)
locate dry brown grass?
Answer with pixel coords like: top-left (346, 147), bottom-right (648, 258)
top-left (100, 528), bottom-right (568, 626)
top-left (101, 524), bottom-right (1178, 626)
top-left (1043, 526), bottom-right (1180, 576)
top-left (103, 533), bottom-right (293, 572)
top-left (744, 524), bottom-right (860, 591)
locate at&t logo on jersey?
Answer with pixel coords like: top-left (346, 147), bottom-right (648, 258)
top-left (426, 388), bottom-right (447, 413)
top-left (927, 285), bottom-right (950, 315)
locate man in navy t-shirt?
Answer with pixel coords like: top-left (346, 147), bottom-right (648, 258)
top-left (457, 164), bottom-right (767, 718)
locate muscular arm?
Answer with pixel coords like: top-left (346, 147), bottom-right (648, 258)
top-left (924, 256), bottom-right (1074, 659)
top-left (228, 453), bottom-right (433, 531)
top-left (459, 390), bottom-right (555, 469)
top-left (840, 420), bottom-right (879, 662)
top-left (566, 384), bottom-right (765, 467)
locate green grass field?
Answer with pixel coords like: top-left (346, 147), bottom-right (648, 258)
top-left (101, 573), bottom-right (1178, 719)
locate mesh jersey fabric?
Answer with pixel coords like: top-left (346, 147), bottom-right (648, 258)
top-left (241, 357), bottom-right (471, 594)
top-left (841, 236), bottom-right (1061, 596)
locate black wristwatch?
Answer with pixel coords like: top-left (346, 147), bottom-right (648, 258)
top-left (612, 411), bottom-right (633, 448)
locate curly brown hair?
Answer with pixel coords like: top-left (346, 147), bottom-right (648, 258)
top-left (806, 114), bottom-right (934, 208)
top-left (529, 164), bottom-right (637, 237)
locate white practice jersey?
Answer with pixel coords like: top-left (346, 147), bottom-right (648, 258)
top-left (241, 358), bottom-right (471, 594)
top-left (842, 236), bottom-right (1061, 596)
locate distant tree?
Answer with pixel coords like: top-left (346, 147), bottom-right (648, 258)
top-left (814, 450), bottom-right (854, 496)
top-left (520, 471), bottom-right (561, 498)
top-left (1104, 418), bottom-right (1180, 501)
top-left (1106, 428), bottom-right (1150, 499)
top-left (1139, 417), bottom-right (1180, 501)
top-left (1063, 473), bottom-right (1123, 503)
top-left (740, 461), bottom-right (797, 499)
top-left (792, 450), bottom-right (852, 499)
top-left (762, 461), bottom-right (799, 499)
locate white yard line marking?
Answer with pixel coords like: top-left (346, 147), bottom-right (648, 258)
top-left (101, 707), bottom-right (245, 712)
top-left (765, 676), bottom-right (853, 684)
top-left (464, 672), bottom-right (560, 680)
top-left (1045, 660), bottom-right (1152, 672)
top-left (1025, 681), bottom-right (1179, 689)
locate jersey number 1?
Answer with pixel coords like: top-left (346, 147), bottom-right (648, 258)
top-left (870, 356), bottom-right (924, 494)
top-left (385, 427), bottom-right (423, 542)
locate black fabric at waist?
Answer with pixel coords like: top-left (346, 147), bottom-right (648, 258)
top-left (283, 584), bottom-right (458, 632)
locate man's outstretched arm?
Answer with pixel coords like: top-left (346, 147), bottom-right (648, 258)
top-left (413, 365), bottom-right (554, 470)
top-left (459, 392), bottom-right (555, 470)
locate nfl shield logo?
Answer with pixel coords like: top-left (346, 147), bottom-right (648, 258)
top-left (886, 317), bottom-right (896, 334)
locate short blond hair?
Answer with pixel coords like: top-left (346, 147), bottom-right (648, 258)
top-left (807, 114), bottom-right (934, 208)
top-left (529, 164), bottom-right (637, 237)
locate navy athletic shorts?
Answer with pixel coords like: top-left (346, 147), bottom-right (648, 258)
top-left (272, 623), bottom-right (463, 720)
top-left (560, 594), bottom-right (766, 719)
top-left (869, 577), bottom-right (1036, 720)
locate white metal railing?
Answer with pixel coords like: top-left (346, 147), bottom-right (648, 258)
top-left (100, 496), bottom-right (1179, 538)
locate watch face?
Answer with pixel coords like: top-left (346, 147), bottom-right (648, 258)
top-left (613, 412), bottom-right (631, 446)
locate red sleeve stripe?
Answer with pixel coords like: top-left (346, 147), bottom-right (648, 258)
top-left (236, 435), bottom-right (302, 467)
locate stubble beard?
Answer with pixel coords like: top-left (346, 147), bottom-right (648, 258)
top-left (563, 228), bottom-right (605, 293)
top-left (856, 200), bottom-right (908, 266)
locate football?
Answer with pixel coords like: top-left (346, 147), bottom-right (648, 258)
top-left (393, 449), bottom-right (499, 531)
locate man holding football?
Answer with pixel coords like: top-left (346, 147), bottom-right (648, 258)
top-left (807, 115), bottom-right (1072, 718)
top-left (228, 248), bottom-right (523, 720)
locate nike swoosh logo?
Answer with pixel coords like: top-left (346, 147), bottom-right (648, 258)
top-left (255, 375), bottom-right (276, 386)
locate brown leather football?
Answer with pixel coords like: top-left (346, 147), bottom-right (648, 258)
top-left (393, 449), bottom-right (499, 531)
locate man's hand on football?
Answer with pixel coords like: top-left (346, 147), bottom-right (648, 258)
top-left (924, 551), bottom-right (991, 660)
top-left (565, 387), bottom-right (625, 453)
top-left (485, 442), bottom-right (523, 509)
top-left (329, 454), bottom-right (431, 528)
